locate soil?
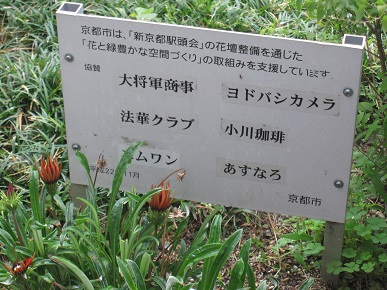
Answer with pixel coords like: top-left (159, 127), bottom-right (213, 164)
top-left (171, 206), bottom-right (331, 290)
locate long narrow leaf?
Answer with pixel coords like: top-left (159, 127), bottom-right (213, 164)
top-left (75, 151), bottom-right (97, 211)
top-left (202, 229), bottom-right (243, 290)
top-left (139, 252), bottom-right (151, 279)
top-left (51, 255), bottom-right (95, 290)
top-left (15, 206), bottom-right (28, 246)
top-left (39, 189), bottom-right (47, 229)
top-left (117, 257), bottom-right (137, 290)
top-left (109, 197), bottom-right (125, 284)
top-left (75, 150), bottom-right (94, 187)
top-left (201, 214), bottom-right (222, 287)
top-left (166, 276), bottom-right (184, 290)
top-left (238, 239), bottom-right (251, 286)
top-left (267, 276), bottom-right (279, 290)
top-left (172, 217), bottom-right (188, 250)
top-left (0, 229), bottom-right (16, 259)
top-left (127, 260), bottom-right (147, 290)
top-left (257, 280), bottom-right (267, 290)
top-left (29, 169), bottom-right (42, 223)
top-left (208, 215), bottom-right (222, 243)
top-left (108, 141), bottom-right (143, 217)
top-left (190, 205), bottom-right (224, 249)
top-left (32, 228), bottom-right (45, 256)
top-left (122, 188), bottom-right (161, 236)
top-left (246, 264), bottom-right (256, 290)
top-left (177, 243), bottom-right (221, 278)
top-left (228, 258), bottom-right (245, 290)
top-left (299, 278), bottom-right (315, 290)
top-left (77, 198), bottom-right (102, 233)
top-left (0, 217), bottom-right (17, 241)
top-left (152, 276), bottom-right (166, 290)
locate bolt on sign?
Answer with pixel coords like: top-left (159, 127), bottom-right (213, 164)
top-left (57, 2), bottom-right (365, 223)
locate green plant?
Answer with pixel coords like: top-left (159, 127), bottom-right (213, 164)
top-left (1, 0), bottom-right (386, 288)
top-left (272, 217), bottom-right (325, 271)
top-left (325, 205), bottom-right (387, 286)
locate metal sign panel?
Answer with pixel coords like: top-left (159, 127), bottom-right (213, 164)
top-left (56, 2), bottom-right (364, 222)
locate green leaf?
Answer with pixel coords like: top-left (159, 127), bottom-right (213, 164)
top-left (75, 150), bottom-right (94, 187)
top-left (152, 276), bottom-right (166, 290)
top-left (53, 194), bottom-right (66, 213)
top-left (201, 214), bottom-right (222, 285)
top-left (343, 262), bottom-right (360, 273)
top-left (122, 188), bottom-right (161, 236)
top-left (127, 260), bottom-right (147, 290)
top-left (267, 276), bottom-right (279, 290)
top-left (354, 224), bottom-right (372, 237)
top-left (0, 229), bottom-right (16, 259)
top-left (257, 280), bottom-right (267, 290)
top-left (280, 233), bottom-right (313, 242)
top-left (39, 189), bottom-right (47, 227)
top-left (378, 252), bottom-right (387, 262)
top-left (361, 262), bottom-right (375, 273)
top-left (108, 197), bottom-right (125, 284)
top-left (139, 252), bottom-right (151, 279)
top-left (0, 217), bottom-right (17, 241)
top-left (371, 232), bottom-right (387, 244)
top-left (177, 243), bottom-right (221, 278)
top-left (367, 217), bottom-right (387, 230)
top-left (246, 264), bottom-right (256, 290)
top-left (326, 260), bottom-right (343, 275)
top-left (368, 172), bottom-right (387, 203)
top-left (237, 239), bottom-right (251, 286)
top-left (296, 0), bottom-right (302, 11)
top-left (166, 276), bottom-right (184, 290)
top-left (316, 5), bottom-right (325, 21)
top-left (342, 248), bottom-right (357, 258)
top-left (382, 17), bottom-right (387, 34)
top-left (293, 250), bottom-right (307, 268)
top-left (108, 141), bottom-right (143, 217)
top-left (190, 205), bottom-right (223, 249)
top-left (355, 7), bottom-right (365, 21)
top-left (384, 113), bottom-right (387, 140)
top-left (51, 256), bottom-right (95, 290)
top-left (303, 243), bottom-right (325, 256)
top-left (359, 251), bottom-right (372, 261)
top-left (172, 217), bottom-right (188, 250)
top-left (117, 257), bottom-right (137, 290)
top-left (358, 102), bottom-right (374, 112)
top-left (208, 214), bottom-right (222, 244)
top-left (202, 229), bottom-right (243, 290)
top-left (299, 278), bottom-right (315, 290)
top-left (228, 258), bottom-right (245, 290)
top-left (364, 119), bottom-right (380, 141)
top-left (29, 169), bottom-right (42, 223)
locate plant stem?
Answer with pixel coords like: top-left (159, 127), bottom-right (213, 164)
top-left (364, 18), bottom-right (387, 75)
top-left (157, 168), bottom-right (185, 187)
top-left (12, 211), bottom-right (25, 247)
top-left (160, 215), bottom-right (168, 278)
top-left (93, 167), bottom-right (99, 186)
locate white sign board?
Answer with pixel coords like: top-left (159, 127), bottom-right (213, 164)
top-left (57, 2), bottom-right (364, 222)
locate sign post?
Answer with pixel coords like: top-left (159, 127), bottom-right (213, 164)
top-left (57, 3), bottom-right (365, 287)
top-left (321, 221), bottom-right (345, 287)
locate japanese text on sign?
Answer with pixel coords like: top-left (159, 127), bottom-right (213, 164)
top-left (57, 2), bottom-right (365, 222)
top-left (221, 119), bottom-right (288, 147)
top-left (120, 109), bottom-right (197, 133)
top-left (217, 158), bottom-right (285, 185)
top-left (223, 83), bottom-right (339, 115)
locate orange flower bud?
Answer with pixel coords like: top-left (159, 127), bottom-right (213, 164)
top-left (149, 181), bottom-right (174, 211)
top-left (37, 156), bottom-right (62, 184)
